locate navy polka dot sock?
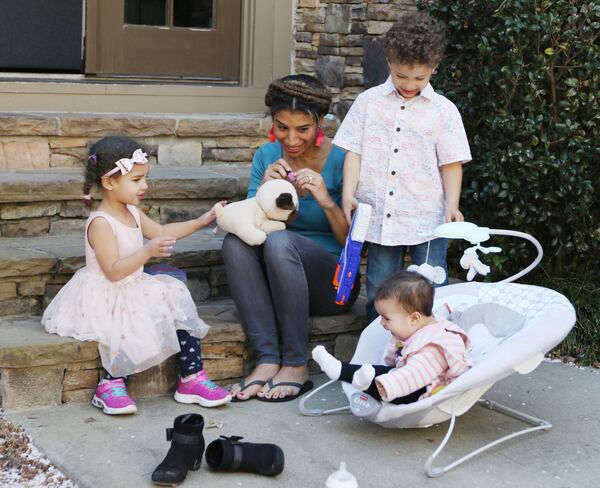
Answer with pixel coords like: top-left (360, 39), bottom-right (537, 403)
top-left (176, 330), bottom-right (203, 377)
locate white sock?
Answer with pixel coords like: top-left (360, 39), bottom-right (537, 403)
top-left (311, 345), bottom-right (341, 380)
top-left (352, 365), bottom-right (375, 391)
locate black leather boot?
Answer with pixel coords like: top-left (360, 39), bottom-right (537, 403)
top-left (205, 435), bottom-right (284, 477)
top-left (151, 413), bottom-right (205, 485)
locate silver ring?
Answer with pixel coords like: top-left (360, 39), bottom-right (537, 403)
top-left (308, 176), bottom-right (313, 184)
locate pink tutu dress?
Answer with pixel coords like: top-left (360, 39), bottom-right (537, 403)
top-left (42, 205), bottom-right (209, 377)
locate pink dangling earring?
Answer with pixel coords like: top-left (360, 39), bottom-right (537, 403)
top-left (269, 126), bottom-right (276, 143)
top-left (315, 127), bottom-right (325, 147)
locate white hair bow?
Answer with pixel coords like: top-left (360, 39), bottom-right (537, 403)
top-left (102, 149), bottom-right (148, 178)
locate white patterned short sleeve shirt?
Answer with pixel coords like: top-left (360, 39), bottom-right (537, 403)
top-left (333, 77), bottom-right (472, 245)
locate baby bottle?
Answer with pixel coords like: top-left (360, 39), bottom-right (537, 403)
top-left (326, 461), bottom-right (358, 488)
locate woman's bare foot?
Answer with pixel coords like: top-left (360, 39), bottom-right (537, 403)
top-left (258, 365), bottom-right (309, 400)
top-left (230, 363), bottom-right (280, 401)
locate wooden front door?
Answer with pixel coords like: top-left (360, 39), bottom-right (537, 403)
top-left (86, 0), bottom-right (241, 81)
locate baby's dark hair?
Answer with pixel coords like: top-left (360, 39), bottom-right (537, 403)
top-left (384, 11), bottom-right (446, 67)
top-left (265, 74), bottom-right (332, 122)
top-left (82, 135), bottom-right (145, 208)
top-left (374, 270), bottom-right (434, 316)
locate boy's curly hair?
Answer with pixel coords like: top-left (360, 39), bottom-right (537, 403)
top-left (384, 11), bottom-right (446, 67)
top-left (374, 270), bottom-right (434, 316)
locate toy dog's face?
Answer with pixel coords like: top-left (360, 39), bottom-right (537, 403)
top-left (256, 179), bottom-right (299, 221)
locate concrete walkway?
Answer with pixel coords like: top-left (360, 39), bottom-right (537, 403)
top-left (7, 361), bottom-right (600, 488)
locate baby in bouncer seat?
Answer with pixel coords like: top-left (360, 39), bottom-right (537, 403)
top-left (313, 270), bottom-right (472, 404)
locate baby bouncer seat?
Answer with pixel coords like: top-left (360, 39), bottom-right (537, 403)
top-left (300, 223), bottom-right (576, 477)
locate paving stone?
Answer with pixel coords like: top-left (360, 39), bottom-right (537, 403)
top-left (128, 357), bottom-right (178, 397)
top-left (158, 140), bottom-right (203, 166)
top-left (0, 297), bottom-right (40, 316)
top-left (1, 217), bottom-right (50, 236)
top-left (62, 388), bottom-right (95, 404)
top-left (188, 278), bottom-right (211, 302)
top-left (333, 333), bottom-right (361, 362)
top-left (17, 278), bottom-right (46, 297)
top-left (63, 369), bottom-right (99, 391)
top-left (60, 116), bottom-right (176, 137)
top-left (49, 137), bottom-right (87, 149)
top-left (60, 202), bottom-right (90, 218)
top-left (0, 366), bottom-right (64, 409)
top-left (159, 200), bottom-right (216, 224)
top-left (0, 141), bottom-right (50, 169)
top-left (315, 55), bottom-right (346, 88)
top-left (0, 115), bottom-right (59, 136)
top-left (0, 202), bottom-right (60, 220)
top-left (49, 153), bottom-right (81, 168)
top-left (177, 116), bottom-right (266, 137)
top-left (325, 4), bottom-right (351, 33)
top-left (49, 219), bottom-right (86, 235)
top-left (203, 148), bottom-right (255, 163)
top-left (0, 282), bottom-right (17, 301)
top-left (0, 166), bottom-right (247, 203)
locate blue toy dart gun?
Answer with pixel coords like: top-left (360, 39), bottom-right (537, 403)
top-left (333, 203), bottom-right (372, 305)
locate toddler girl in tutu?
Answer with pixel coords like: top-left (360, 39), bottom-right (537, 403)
top-left (42, 135), bottom-right (231, 415)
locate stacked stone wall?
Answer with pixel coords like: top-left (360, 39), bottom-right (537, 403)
top-left (0, 113), bottom-right (271, 171)
top-left (294, 0), bottom-right (416, 118)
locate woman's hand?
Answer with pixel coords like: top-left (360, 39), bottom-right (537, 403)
top-left (294, 168), bottom-right (335, 209)
top-left (197, 201), bottom-right (227, 228)
top-left (262, 158), bottom-right (293, 183)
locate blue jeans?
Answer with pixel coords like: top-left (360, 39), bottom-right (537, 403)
top-left (365, 238), bottom-right (448, 323)
top-left (222, 231), bottom-right (360, 366)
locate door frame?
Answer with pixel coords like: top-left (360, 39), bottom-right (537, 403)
top-left (85, 0), bottom-right (242, 80)
top-left (0, 0), bottom-right (294, 113)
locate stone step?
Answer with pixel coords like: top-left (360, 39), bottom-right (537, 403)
top-left (0, 164), bottom-right (249, 237)
top-left (0, 229), bottom-right (227, 317)
top-left (0, 111), bottom-right (273, 170)
top-left (0, 298), bottom-right (367, 410)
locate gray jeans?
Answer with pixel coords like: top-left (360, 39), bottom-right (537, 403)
top-left (222, 230), bottom-right (360, 366)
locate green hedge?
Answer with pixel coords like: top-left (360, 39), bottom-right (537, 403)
top-left (421, 0), bottom-right (600, 277)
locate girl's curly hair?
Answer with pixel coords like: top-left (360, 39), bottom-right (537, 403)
top-left (264, 74), bottom-right (332, 121)
top-left (384, 11), bottom-right (446, 67)
top-left (82, 135), bottom-right (145, 208)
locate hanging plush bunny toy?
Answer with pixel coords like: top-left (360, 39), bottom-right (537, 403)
top-left (433, 222), bottom-right (502, 282)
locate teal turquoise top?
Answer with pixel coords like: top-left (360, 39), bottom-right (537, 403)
top-left (247, 141), bottom-right (345, 255)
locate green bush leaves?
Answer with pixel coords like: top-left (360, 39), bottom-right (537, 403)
top-left (421, 0), bottom-right (600, 276)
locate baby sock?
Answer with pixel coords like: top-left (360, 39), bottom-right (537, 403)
top-left (352, 365), bottom-right (376, 391)
top-left (311, 345), bottom-right (341, 380)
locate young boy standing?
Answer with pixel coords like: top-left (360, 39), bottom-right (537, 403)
top-left (333, 11), bottom-right (472, 322)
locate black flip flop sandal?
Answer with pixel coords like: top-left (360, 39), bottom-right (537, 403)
top-left (256, 380), bottom-right (314, 403)
top-left (230, 379), bottom-right (267, 403)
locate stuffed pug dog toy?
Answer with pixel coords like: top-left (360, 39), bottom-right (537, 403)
top-left (214, 179), bottom-right (299, 246)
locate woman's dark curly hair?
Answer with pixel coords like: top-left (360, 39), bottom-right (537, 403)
top-left (264, 74), bottom-right (332, 122)
top-left (374, 270), bottom-right (434, 316)
top-left (384, 11), bottom-right (446, 67)
top-left (82, 135), bottom-right (145, 208)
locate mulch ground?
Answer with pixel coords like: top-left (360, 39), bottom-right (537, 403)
top-left (0, 409), bottom-right (76, 488)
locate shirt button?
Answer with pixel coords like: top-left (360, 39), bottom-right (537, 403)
top-left (396, 127), bottom-right (401, 132)
top-left (393, 148), bottom-right (398, 153)
top-left (386, 213), bottom-right (391, 218)
top-left (401, 106), bottom-right (406, 110)
top-left (389, 191), bottom-right (394, 196)
top-left (391, 170), bottom-right (396, 175)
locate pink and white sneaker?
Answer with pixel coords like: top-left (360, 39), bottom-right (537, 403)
top-left (91, 378), bottom-right (137, 415)
top-left (174, 370), bottom-right (232, 408)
